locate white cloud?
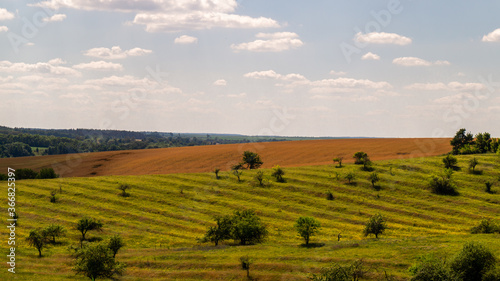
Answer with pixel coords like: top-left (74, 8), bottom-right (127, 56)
top-left (227, 93), bottom-right (246, 98)
top-left (329, 70), bottom-right (346, 76)
top-left (393, 57), bottom-right (450, 67)
top-left (83, 46), bottom-right (152, 59)
top-left (405, 82), bottom-right (485, 92)
top-left (73, 61), bottom-right (124, 71)
top-left (482, 28), bottom-right (500, 42)
top-left (213, 79), bottom-right (227, 86)
top-left (42, 14), bottom-right (67, 22)
top-left (0, 60), bottom-right (81, 76)
top-left (26, 43), bottom-right (35, 47)
top-left (231, 32), bottom-right (303, 52)
top-left (0, 8), bottom-right (15, 21)
top-left (174, 35), bottom-right (198, 44)
top-left (355, 32), bottom-right (412, 45)
top-left (244, 70), bottom-right (306, 81)
top-left (361, 52), bottom-right (380, 60)
top-left (17, 75), bottom-right (69, 84)
top-left (0, 26), bottom-right (8, 32)
top-left (48, 58), bottom-right (67, 65)
top-left (84, 75), bottom-right (155, 87)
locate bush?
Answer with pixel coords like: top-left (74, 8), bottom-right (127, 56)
top-left (468, 157), bottom-right (479, 173)
top-left (363, 213), bottom-right (386, 239)
top-left (271, 165), bottom-right (285, 183)
top-left (295, 217), bottom-right (321, 246)
top-left (443, 155), bottom-right (458, 170)
top-left (409, 255), bottom-right (453, 281)
top-left (36, 167), bottom-right (58, 179)
top-left (0, 173), bottom-right (8, 181)
top-left (333, 157), bottom-right (343, 168)
top-left (326, 191), bottom-right (334, 201)
top-left (118, 184), bottom-right (130, 197)
top-left (353, 152), bottom-right (367, 165)
top-left (310, 259), bottom-right (370, 281)
top-left (429, 170), bottom-right (458, 196)
top-left (43, 224), bottom-right (65, 244)
top-left (345, 172), bottom-right (355, 184)
top-left (73, 242), bottom-right (125, 280)
top-left (450, 242), bottom-right (496, 281)
top-left (254, 170), bottom-right (265, 186)
top-left (471, 219), bottom-right (498, 234)
top-left (369, 172), bottom-right (379, 189)
top-left (49, 191), bottom-right (58, 203)
top-left (15, 168), bottom-right (38, 180)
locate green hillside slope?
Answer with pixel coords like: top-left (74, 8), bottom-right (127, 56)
top-left (2, 154), bottom-right (499, 280)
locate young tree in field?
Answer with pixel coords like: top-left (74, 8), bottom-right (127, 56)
top-left (43, 224), bottom-right (65, 244)
top-left (294, 217), bottom-right (321, 246)
top-left (468, 157), bottom-right (479, 173)
top-left (241, 151), bottom-right (263, 169)
top-left (73, 242), bottom-right (125, 281)
top-left (26, 229), bottom-right (49, 257)
top-left (213, 168), bottom-right (221, 180)
top-left (232, 166), bottom-right (242, 182)
top-left (108, 235), bottom-right (124, 258)
top-left (363, 213), bottom-right (386, 239)
top-left (361, 154), bottom-right (372, 171)
top-left (272, 165), bottom-right (285, 182)
top-left (76, 217), bottom-right (103, 246)
top-left (345, 172), bottom-right (355, 184)
top-left (369, 172), bottom-right (380, 189)
top-left (353, 152), bottom-right (368, 164)
top-left (450, 128), bottom-right (474, 154)
top-left (201, 215), bottom-right (233, 246)
top-left (240, 256), bottom-right (253, 279)
top-left (333, 157), bottom-right (343, 168)
top-left (443, 155), bottom-right (458, 170)
top-left (254, 170), bottom-right (265, 187)
top-left (485, 181), bottom-right (493, 194)
top-left (231, 210), bottom-right (268, 245)
top-left (118, 184), bottom-right (131, 197)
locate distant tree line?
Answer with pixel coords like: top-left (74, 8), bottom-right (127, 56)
top-left (0, 126), bottom-right (293, 158)
top-left (451, 128), bottom-right (499, 155)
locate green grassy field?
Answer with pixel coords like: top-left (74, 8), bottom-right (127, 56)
top-left (2, 154), bottom-right (499, 280)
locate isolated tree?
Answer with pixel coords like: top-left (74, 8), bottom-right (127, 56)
top-left (450, 242), bottom-right (496, 281)
top-left (369, 172), bottom-right (380, 189)
top-left (118, 184), bottom-right (130, 197)
top-left (108, 235), bottom-right (124, 258)
top-left (450, 128), bottom-right (474, 154)
top-left (468, 157), bottom-right (479, 173)
top-left (272, 165), bottom-right (285, 182)
top-left (49, 190), bottom-right (58, 203)
top-left (76, 217), bottom-right (103, 245)
top-left (345, 172), bottom-right (355, 184)
top-left (295, 217), bottom-right (321, 246)
top-left (443, 155), bottom-right (458, 170)
top-left (241, 151), bottom-right (263, 169)
top-left (485, 181), bottom-right (493, 193)
top-left (475, 132), bottom-right (492, 153)
top-left (74, 242), bottom-right (125, 281)
top-left (240, 256), bottom-right (253, 279)
top-left (201, 215), bottom-right (233, 246)
top-left (43, 224), bottom-right (65, 244)
top-left (26, 229), bottom-right (48, 257)
top-left (254, 170), bottom-right (265, 186)
top-left (471, 219), bottom-right (498, 234)
top-left (231, 210), bottom-right (268, 245)
top-left (361, 154), bottom-right (372, 171)
top-left (333, 157), bottom-right (344, 168)
top-left (363, 213), bottom-right (386, 239)
top-left (353, 152), bottom-right (368, 164)
top-left (214, 168), bottom-right (221, 180)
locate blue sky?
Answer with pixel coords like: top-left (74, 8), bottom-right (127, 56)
top-left (1, 0), bottom-right (499, 137)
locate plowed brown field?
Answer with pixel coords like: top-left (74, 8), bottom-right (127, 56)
top-left (0, 138), bottom-right (451, 178)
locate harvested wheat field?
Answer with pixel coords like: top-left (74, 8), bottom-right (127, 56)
top-left (0, 138), bottom-right (451, 178)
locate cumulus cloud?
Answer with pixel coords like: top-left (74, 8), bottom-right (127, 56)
top-left (0, 8), bottom-right (15, 21)
top-left (83, 46), bottom-right (152, 59)
top-left (361, 52), bottom-right (380, 60)
top-left (42, 14), bottom-right (67, 22)
top-left (244, 70), bottom-right (306, 81)
top-left (213, 79), bottom-right (227, 86)
top-left (482, 28), bottom-right (500, 42)
top-left (0, 26), bottom-right (8, 32)
top-left (32, 0), bottom-right (279, 32)
top-left (0, 60), bottom-right (80, 76)
top-left (329, 70), bottom-right (346, 76)
top-left (84, 75), bottom-right (155, 87)
top-left (355, 32), bottom-right (412, 45)
top-left (48, 58), bottom-right (67, 65)
top-left (405, 82), bottom-right (485, 92)
top-left (73, 61), bottom-right (124, 71)
top-left (231, 32), bottom-right (303, 52)
top-left (174, 35), bottom-right (198, 44)
top-left (393, 57), bottom-right (450, 67)
top-left (227, 93), bottom-right (246, 98)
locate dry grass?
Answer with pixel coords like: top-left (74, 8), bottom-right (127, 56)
top-left (0, 138), bottom-right (451, 178)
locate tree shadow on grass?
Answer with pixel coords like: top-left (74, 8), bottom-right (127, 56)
top-left (299, 242), bottom-right (325, 248)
